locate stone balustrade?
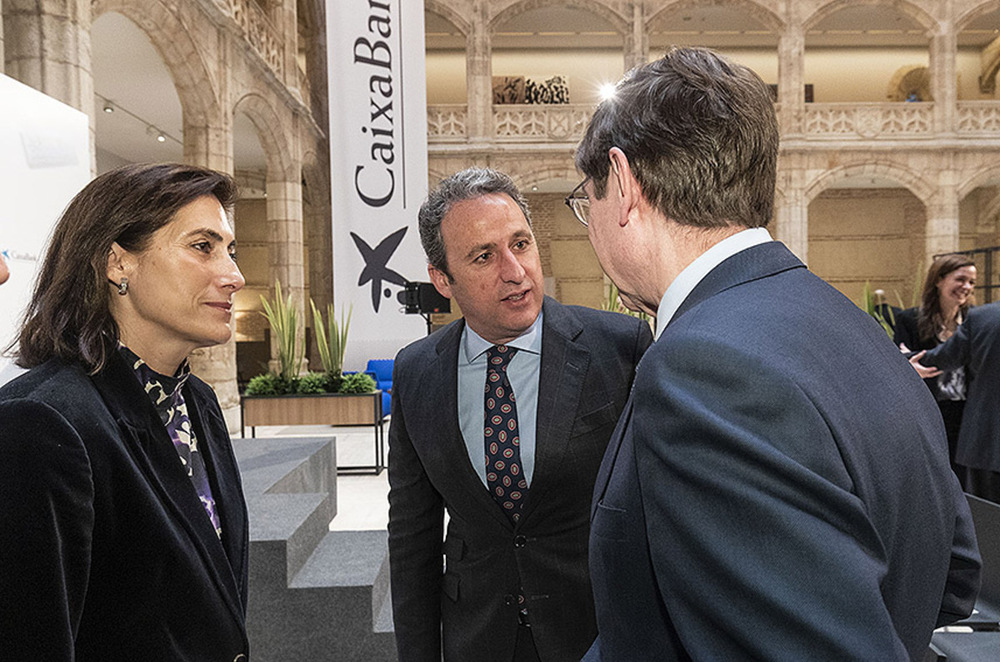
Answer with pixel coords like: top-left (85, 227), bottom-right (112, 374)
top-left (428, 101), bottom-right (1000, 144)
top-left (427, 104), bottom-right (468, 141)
top-left (957, 101), bottom-right (1000, 135)
top-left (223, 0), bottom-right (284, 79)
top-left (804, 103), bottom-right (933, 139)
top-left (493, 104), bottom-right (595, 142)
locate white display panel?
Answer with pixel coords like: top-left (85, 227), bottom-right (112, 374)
top-left (0, 74), bottom-right (91, 363)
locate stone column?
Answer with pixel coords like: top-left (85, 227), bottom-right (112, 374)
top-left (622, 3), bottom-right (646, 72)
top-left (775, 154), bottom-right (808, 262)
top-left (182, 54), bottom-right (242, 431)
top-left (466, 0), bottom-right (491, 143)
top-left (4, 0), bottom-right (94, 166)
top-left (925, 188), bottom-right (960, 261)
top-left (929, 24), bottom-right (957, 135)
top-left (305, 153), bottom-right (333, 368)
top-left (926, 152), bottom-right (960, 260)
top-left (279, 0), bottom-right (299, 93)
top-left (266, 165), bottom-right (308, 376)
top-left (777, 22), bottom-right (805, 138)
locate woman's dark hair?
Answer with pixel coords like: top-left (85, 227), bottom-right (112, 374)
top-left (917, 253), bottom-right (976, 343)
top-left (14, 163), bottom-right (237, 373)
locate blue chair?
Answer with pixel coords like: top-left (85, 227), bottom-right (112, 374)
top-left (366, 359), bottom-right (394, 417)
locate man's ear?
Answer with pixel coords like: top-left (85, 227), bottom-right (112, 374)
top-left (428, 264), bottom-right (453, 300)
top-left (106, 242), bottom-right (131, 282)
top-left (608, 147), bottom-right (640, 227)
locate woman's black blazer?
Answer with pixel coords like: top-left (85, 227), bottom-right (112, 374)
top-left (0, 351), bottom-right (249, 661)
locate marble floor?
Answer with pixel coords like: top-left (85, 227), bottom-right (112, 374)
top-left (235, 422), bottom-right (390, 532)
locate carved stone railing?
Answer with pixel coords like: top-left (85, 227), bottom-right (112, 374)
top-left (426, 100), bottom-right (1000, 145)
top-left (223, 0), bottom-right (284, 79)
top-left (957, 101), bottom-right (1000, 134)
top-left (493, 104), bottom-right (593, 142)
top-left (427, 105), bottom-right (468, 141)
top-left (804, 102), bottom-right (933, 138)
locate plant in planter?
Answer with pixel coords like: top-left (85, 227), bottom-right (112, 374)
top-left (311, 299), bottom-right (354, 392)
top-left (244, 287), bottom-right (375, 397)
top-left (258, 280), bottom-right (302, 384)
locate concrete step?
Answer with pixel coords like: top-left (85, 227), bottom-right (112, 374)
top-left (236, 436), bottom-right (338, 583)
top-left (235, 436), bottom-right (397, 661)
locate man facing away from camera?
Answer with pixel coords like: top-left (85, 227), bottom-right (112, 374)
top-left (570, 47), bottom-right (981, 661)
top-left (387, 167), bottom-right (651, 662)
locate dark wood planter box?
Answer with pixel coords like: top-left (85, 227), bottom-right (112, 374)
top-left (240, 391), bottom-right (384, 474)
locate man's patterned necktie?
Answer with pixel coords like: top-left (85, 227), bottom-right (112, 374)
top-left (484, 345), bottom-right (527, 524)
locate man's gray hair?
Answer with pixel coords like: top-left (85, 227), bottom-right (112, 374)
top-left (418, 167), bottom-right (532, 277)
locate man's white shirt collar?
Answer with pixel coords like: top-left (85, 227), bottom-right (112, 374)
top-left (654, 228), bottom-right (772, 339)
top-left (461, 309), bottom-right (544, 364)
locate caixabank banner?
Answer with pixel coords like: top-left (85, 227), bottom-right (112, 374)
top-left (328, 0), bottom-right (429, 370)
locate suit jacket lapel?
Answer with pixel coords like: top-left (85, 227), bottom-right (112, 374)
top-left (428, 321), bottom-right (513, 528)
top-left (523, 298), bottom-right (589, 523)
top-left (185, 383), bottom-right (248, 603)
top-left (90, 353), bottom-right (245, 624)
top-left (668, 241), bottom-right (805, 328)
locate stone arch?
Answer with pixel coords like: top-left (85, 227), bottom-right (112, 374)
top-left (804, 0), bottom-right (937, 35)
top-left (91, 0), bottom-right (220, 128)
top-left (516, 164), bottom-right (582, 191)
top-left (887, 65), bottom-right (932, 102)
top-left (426, 0), bottom-right (471, 37)
top-left (489, 0), bottom-right (628, 37)
top-left (957, 0), bottom-right (1000, 30)
top-left (805, 163), bottom-right (934, 207)
top-left (958, 1), bottom-right (1000, 94)
top-left (958, 164), bottom-right (1000, 200)
top-left (232, 91), bottom-right (295, 182)
top-left (646, 0), bottom-right (784, 34)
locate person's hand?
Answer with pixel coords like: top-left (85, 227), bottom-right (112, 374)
top-left (908, 350), bottom-right (941, 379)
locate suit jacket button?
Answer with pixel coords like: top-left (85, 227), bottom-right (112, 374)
top-left (514, 535), bottom-right (527, 548)
top-left (504, 594), bottom-right (516, 606)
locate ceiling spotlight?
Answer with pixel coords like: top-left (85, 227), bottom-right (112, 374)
top-left (156, 132), bottom-right (166, 143)
top-left (102, 101), bottom-right (114, 113)
top-left (599, 83), bottom-right (617, 101)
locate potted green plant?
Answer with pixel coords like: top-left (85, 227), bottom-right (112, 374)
top-left (241, 284), bottom-right (382, 467)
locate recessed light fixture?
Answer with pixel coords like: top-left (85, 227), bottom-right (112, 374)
top-left (103, 101), bottom-right (114, 113)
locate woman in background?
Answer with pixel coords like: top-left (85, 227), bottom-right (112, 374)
top-left (0, 163), bottom-right (250, 660)
top-left (895, 254), bottom-right (976, 483)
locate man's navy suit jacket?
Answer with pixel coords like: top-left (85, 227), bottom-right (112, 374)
top-left (587, 242), bottom-right (981, 661)
top-left (388, 296), bottom-right (651, 662)
top-left (924, 301), bottom-right (1000, 472)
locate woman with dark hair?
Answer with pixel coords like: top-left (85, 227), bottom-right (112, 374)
top-left (0, 163), bottom-right (250, 660)
top-left (895, 254), bottom-right (976, 481)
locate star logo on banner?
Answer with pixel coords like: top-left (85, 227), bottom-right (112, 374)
top-left (351, 227), bottom-right (410, 312)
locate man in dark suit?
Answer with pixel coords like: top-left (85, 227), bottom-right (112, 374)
top-left (918, 301), bottom-right (1000, 502)
top-left (387, 167), bottom-right (651, 662)
top-left (571, 47), bottom-right (981, 660)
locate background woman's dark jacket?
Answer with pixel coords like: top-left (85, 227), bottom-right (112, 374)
top-left (894, 306), bottom-right (966, 472)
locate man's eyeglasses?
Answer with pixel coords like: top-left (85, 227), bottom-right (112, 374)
top-left (564, 178), bottom-right (590, 227)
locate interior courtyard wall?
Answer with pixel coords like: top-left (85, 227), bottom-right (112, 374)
top-left (807, 189), bottom-right (927, 306)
